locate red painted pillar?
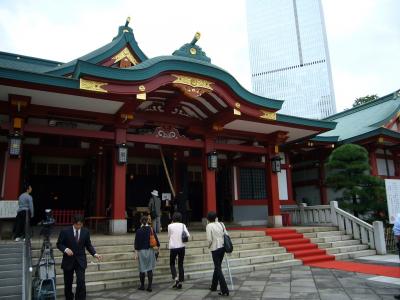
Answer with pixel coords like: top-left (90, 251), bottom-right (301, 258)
top-left (3, 149), bottom-right (22, 200)
top-left (202, 137), bottom-right (216, 216)
top-left (369, 148), bottom-right (378, 176)
top-left (319, 160), bottom-right (328, 205)
top-left (110, 128), bottom-right (127, 233)
top-left (95, 154), bottom-right (105, 216)
top-left (266, 148), bottom-right (282, 227)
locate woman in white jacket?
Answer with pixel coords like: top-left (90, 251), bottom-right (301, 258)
top-left (168, 212), bottom-right (190, 288)
top-left (206, 211), bottom-right (229, 296)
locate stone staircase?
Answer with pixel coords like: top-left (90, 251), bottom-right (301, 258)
top-left (29, 226), bottom-right (376, 294)
top-left (298, 227), bottom-right (377, 259)
top-left (0, 242), bottom-right (23, 300)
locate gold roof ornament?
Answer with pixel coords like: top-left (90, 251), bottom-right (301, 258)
top-left (125, 17), bottom-right (131, 27)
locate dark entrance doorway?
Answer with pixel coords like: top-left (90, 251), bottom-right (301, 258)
top-left (216, 166), bottom-right (233, 221)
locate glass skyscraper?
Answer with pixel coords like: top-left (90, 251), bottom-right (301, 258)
top-left (246, 0), bottom-right (336, 119)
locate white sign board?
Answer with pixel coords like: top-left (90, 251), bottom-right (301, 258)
top-left (385, 179), bottom-right (400, 224)
top-left (0, 201), bottom-right (18, 218)
top-left (162, 193), bottom-right (171, 201)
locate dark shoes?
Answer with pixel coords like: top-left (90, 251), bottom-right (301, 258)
top-left (137, 285), bottom-right (145, 291)
top-left (218, 291), bottom-right (229, 296)
top-left (394, 295), bottom-right (400, 299)
top-left (146, 287), bottom-right (152, 292)
top-left (172, 280), bottom-right (182, 289)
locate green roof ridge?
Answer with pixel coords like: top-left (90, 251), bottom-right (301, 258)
top-left (324, 90), bottom-right (400, 121)
top-left (72, 58), bottom-right (284, 110)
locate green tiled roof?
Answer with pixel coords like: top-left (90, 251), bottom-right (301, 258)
top-left (72, 57), bottom-right (283, 110)
top-left (46, 25), bottom-right (148, 76)
top-left (0, 52), bottom-right (61, 73)
top-left (317, 90), bottom-right (400, 143)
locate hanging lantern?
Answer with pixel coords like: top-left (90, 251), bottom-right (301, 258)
top-left (8, 132), bottom-right (22, 157)
top-left (207, 151), bottom-right (218, 170)
top-left (116, 143), bottom-right (128, 164)
top-left (271, 156), bottom-right (282, 173)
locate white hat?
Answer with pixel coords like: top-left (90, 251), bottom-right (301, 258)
top-left (151, 190), bottom-right (159, 197)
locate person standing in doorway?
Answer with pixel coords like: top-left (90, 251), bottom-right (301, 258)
top-left (13, 184), bottom-right (34, 241)
top-left (168, 212), bottom-right (190, 289)
top-left (206, 211), bottom-right (229, 297)
top-left (56, 215), bottom-right (102, 300)
top-left (148, 190), bottom-right (161, 233)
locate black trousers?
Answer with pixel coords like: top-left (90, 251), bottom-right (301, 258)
top-left (170, 247), bottom-right (185, 282)
top-left (211, 247), bottom-right (228, 293)
top-left (14, 210), bottom-right (27, 238)
top-left (397, 241), bottom-right (400, 259)
top-left (63, 260), bottom-right (86, 300)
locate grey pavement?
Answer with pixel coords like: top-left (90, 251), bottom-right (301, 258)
top-left (59, 255), bottom-right (400, 300)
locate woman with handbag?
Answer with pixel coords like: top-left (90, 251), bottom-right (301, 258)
top-left (168, 212), bottom-right (190, 289)
top-left (134, 215), bottom-right (160, 292)
top-left (206, 211), bottom-right (229, 296)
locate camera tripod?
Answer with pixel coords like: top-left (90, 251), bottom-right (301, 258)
top-left (32, 229), bottom-right (57, 300)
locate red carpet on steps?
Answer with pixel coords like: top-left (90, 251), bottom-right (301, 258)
top-left (229, 227), bottom-right (400, 278)
top-left (264, 228), bottom-right (335, 264)
top-left (228, 227), bottom-right (335, 264)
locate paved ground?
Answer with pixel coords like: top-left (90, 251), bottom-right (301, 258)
top-left (58, 255), bottom-right (400, 300)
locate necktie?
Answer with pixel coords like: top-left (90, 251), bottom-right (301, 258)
top-left (75, 229), bottom-right (79, 242)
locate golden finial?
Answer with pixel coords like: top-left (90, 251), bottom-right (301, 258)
top-left (125, 17), bottom-right (131, 27)
top-left (190, 32), bottom-right (201, 45)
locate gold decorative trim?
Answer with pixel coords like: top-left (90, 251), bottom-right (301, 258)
top-left (190, 48), bottom-right (197, 55)
top-left (235, 102), bottom-right (241, 108)
top-left (80, 79), bottom-right (108, 93)
top-left (112, 47), bottom-right (138, 66)
top-left (137, 93), bottom-right (147, 100)
top-left (172, 75), bottom-right (213, 90)
top-left (233, 108), bottom-right (241, 116)
top-left (260, 110), bottom-right (277, 120)
top-left (138, 85), bottom-right (146, 92)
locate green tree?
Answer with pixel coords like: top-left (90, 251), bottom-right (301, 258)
top-left (325, 144), bottom-right (386, 221)
top-left (352, 94), bottom-right (379, 107)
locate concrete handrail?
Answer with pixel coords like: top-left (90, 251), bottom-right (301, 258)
top-left (282, 201), bottom-right (387, 254)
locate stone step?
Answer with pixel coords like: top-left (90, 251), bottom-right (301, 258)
top-left (0, 286), bottom-right (21, 297)
top-left (326, 244), bottom-right (370, 255)
top-left (334, 249), bottom-right (377, 260)
top-left (55, 258), bottom-right (302, 294)
top-left (303, 231), bottom-right (345, 238)
top-left (291, 226), bottom-right (338, 234)
top-left (0, 295), bottom-right (22, 300)
top-left (318, 239), bottom-right (360, 249)
top-left (31, 230), bottom-right (265, 247)
top-left (0, 257), bottom-right (20, 265)
top-left (0, 264), bottom-right (21, 272)
top-left (0, 270), bottom-right (22, 280)
top-left (54, 252), bottom-right (294, 284)
top-left (33, 240), bottom-right (280, 261)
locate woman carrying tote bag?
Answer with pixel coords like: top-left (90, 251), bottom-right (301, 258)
top-left (205, 211), bottom-right (229, 297)
top-left (168, 212), bottom-right (190, 289)
top-left (134, 215), bottom-right (160, 292)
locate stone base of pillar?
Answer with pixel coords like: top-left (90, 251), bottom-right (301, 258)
top-left (268, 215), bottom-right (283, 228)
top-left (109, 219), bottom-right (127, 234)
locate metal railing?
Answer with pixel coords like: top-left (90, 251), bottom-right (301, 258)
top-left (22, 211), bottom-right (33, 300)
top-left (282, 201), bottom-right (387, 254)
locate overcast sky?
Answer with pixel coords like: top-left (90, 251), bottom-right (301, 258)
top-left (0, 0), bottom-right (399, 114)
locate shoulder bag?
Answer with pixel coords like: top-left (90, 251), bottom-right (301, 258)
top-left (219, 222), bottom-right (233, 253)
top-left (181, 224), bottom-right (189, 243)
top-left (149, 227), bottom-right (157, 248)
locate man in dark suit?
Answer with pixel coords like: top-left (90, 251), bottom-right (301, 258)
top-left (57, 215), bottom-right (102, 300)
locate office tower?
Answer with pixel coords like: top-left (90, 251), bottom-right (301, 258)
top-left (246, 0), bottom-right (336, 119)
